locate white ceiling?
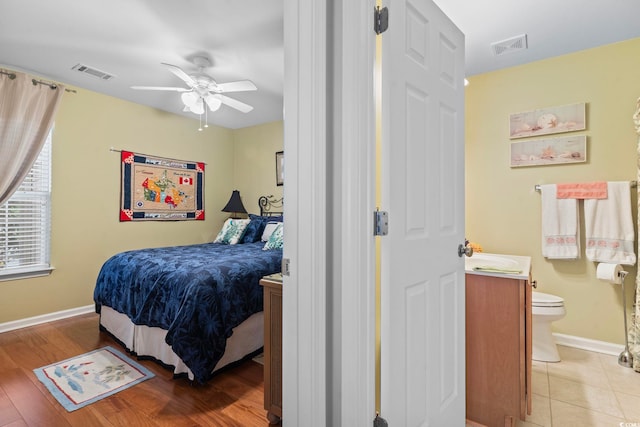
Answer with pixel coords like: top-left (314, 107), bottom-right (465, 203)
top-left (434, 0), bottom-right (640, 77)
top-left (1, 0), bottom-right (639, 130)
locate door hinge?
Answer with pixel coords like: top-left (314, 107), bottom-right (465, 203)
top-left (373, 209), bottom-right (389, 236)
top-left (374, 6), bottom-right (389, 35)
top-left (374, 413), bottom-right (389, 427)
top-left (282, 258), bottom-right (290, 276)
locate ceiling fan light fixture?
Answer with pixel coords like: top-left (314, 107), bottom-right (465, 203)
top-left (205, 94), bottom-right (222, 112)
top-left (191, 99), bottom-right (205, 115)
top-left (181, 91), bottom-right (199, 108)
top-left (180, 91), bottom-right (205, 115)
top-left (132, 60), bottom-right (257, 127)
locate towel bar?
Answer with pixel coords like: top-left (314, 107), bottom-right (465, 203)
top-left (534, 181), bottom-right (637, 192)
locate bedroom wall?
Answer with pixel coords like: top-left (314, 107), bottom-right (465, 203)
top-left (465, 37), bottom-right (640, 345)
top-left (232, 121), bottom-right (284, 215)
top-left (0, 85), bottom-right (235, 324)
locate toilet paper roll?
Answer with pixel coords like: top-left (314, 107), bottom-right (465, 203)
top-left (596, 263), bottom-right (624, 284)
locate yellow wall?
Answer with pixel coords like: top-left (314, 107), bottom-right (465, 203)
top-left (0, 83), bottom-right (283, 324)
top-left (232, 121), bottom-right (284, 215)
top-left (465, 38), bottom-right (640, 344)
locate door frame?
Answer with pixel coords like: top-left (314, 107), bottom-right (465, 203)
top-left (283, 0), bottom-right (376, 425)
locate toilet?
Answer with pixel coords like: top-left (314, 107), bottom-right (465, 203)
top-left (532, 291), bottom-right (566, 362)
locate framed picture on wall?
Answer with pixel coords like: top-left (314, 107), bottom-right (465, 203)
top-left (509, 102), bottom-right (586, 139)
top-left (276, 151), bottom-right (284, 186)
top-left (510, 135), bottom-right (587, 168)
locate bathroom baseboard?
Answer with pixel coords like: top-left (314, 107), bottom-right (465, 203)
top-left (0, 305), bottom-right (95, 334)
top-left (553, 332), bottom-right (625, 356)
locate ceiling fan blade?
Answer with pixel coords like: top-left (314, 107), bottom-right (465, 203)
top-left (131, 85), bottom-right (190, 92)
top-left (161, 62), bottom-right (197, 88)
top-left (215, 80), bottom-right (257, 93)
top-left (216, 94), bottom-right (254, 113)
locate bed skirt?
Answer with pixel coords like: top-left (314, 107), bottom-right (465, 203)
top-left (99, 306), bottom-right (264, 380)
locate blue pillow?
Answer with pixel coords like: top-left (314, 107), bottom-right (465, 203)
top-left (240, 214), bottom-right (284, 243)
top-left (263, 214), bottom-right (283, 223)
top-left (240, 214), bottom-right (269, 243)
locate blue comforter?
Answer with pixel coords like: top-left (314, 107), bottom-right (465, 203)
top-left (93, 241), bottom-right (282, 383)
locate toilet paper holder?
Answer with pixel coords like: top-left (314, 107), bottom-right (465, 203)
top-left (618, 270), bottom-right (634, 369)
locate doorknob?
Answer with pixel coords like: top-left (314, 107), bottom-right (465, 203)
top-left (458, 243), bottom-right (473, 258)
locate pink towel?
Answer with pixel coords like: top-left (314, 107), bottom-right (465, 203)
top-left (556, 182), bottom-right (608, 199)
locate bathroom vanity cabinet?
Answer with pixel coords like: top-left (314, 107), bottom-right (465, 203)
top-left (465, 272), bottom-right (532, 427)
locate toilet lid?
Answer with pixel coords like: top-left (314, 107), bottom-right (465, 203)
top-left (532, 291), bottom-right (564, 307)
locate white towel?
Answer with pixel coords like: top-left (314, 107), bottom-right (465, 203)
top-left (584, 181), bottom-right (636, 265)
top-left (540, 184), bottom-right (580, 259)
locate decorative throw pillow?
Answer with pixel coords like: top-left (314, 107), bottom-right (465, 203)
top-left (264, 214), bottom-right (284, 223)
top-left (261, 221), bottom-right (282, 242)
top-left (263, 222), bottom-right (284, 250)
top-left (240, 214), bottom-right (269, 243)
top-left (214, 218), bottom-right (250, 245)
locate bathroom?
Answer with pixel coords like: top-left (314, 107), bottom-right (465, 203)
top-left (464, 38), bottom-right (640, 424)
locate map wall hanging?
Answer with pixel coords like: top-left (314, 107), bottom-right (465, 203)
top-left (120, 151), bottom-right (204, 221)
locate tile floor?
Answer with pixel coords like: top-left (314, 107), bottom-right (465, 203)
top-left (518, 345), bottom-right (640, 426)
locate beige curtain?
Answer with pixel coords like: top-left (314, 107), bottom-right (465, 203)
top-left (633, 98), bottom-right (640, 372)
top-left (0, 71), bottom-right (64, 205)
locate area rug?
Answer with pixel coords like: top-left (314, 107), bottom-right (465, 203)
top-left (33, 346), bottom-right (155, 412)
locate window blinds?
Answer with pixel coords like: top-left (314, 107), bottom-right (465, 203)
top-left (0, 133), bottom-right (51, 278)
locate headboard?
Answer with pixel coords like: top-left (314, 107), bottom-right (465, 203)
top-left (259, 195), bottom-right (283, 217)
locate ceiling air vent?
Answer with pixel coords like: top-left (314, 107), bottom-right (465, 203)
top-left (72, 63), bottom-right (115, 81)
top-left (491, 34), bottom-right (528, 56)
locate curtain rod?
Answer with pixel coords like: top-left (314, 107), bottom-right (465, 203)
top-left (534, 181), bottom-right (637, 192)
top-left (31, 78), bottom-right (77, 93)
top-left (0, 69), bottom-right (76, 93)
top-left (110, 148), bottom-right (207, 165)
top-left (0, 70), bottom-right (16, 80)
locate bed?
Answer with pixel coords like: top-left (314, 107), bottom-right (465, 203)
top-left (94, 196), bottom-right (283, 384)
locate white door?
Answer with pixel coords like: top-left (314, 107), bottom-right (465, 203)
top-left (380, 0), bottom-right (466, 425)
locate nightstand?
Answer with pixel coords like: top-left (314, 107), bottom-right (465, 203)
top-left (260, 273), bottom-right (282, 424)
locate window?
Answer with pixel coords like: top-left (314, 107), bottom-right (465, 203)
top-left (0, 131), bottom-right (53, 280)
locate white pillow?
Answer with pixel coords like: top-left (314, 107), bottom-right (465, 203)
top-left (214, 218), bottom-right (250, 245)
top-left (261, 221), bottom-right (281, 242)
top-left (263, 222), bottom-right (284, 250)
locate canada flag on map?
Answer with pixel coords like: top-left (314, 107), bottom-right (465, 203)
top-left (179, 177), bottom-right (193, 185)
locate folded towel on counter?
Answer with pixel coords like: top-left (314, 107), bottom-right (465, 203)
top-left (540, 184), bottom-right (580, 259)
top-left (584, 181), bottom-right (636, 265)
top-left (556, 181), bottom-right (608, 199)
top-left (472, 266), bottom-right (523, 274)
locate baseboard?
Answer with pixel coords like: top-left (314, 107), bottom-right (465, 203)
top-left (0, 305), bottom-right (95, 334)
top-left (1, 308), bottom-right (625, 359)
top-left (553, 332), bottom-right (625, 356)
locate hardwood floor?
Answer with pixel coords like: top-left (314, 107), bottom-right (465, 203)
top-left (0, 313), bottom-right (272, 427)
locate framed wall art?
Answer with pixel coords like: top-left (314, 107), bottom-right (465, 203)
top-left (120, 151), bottom-right (205, 221)
top-left (510, 135), bottom-right (587, 168)
top-left (509, 102), bottom-right (586, 139)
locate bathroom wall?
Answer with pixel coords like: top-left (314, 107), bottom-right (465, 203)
top-left (465, 37), bottom-right (640, 345)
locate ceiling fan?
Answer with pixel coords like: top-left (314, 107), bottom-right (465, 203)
top-left (131, 56), bottom-right (257, 116)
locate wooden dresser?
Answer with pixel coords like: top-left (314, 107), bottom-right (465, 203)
top-left (260, 274), bottom-right (283, 425)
